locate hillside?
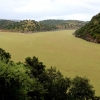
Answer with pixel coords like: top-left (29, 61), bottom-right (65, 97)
top-left (0, 19), bottom-right (14, 30)
top-left (0, 19), bottom-right (57, 32)
top-left (74, 13), bottom-right (100, 43)
top-left (0, 19), bottom-right (87, 32)
top-left (40, 19), bottom-right (88, 29)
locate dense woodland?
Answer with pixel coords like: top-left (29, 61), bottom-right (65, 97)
top-left (74, 13), bottom-right (100, 43)
top-left (0, 20), bottom-right (57, 32)
top-left (40, 19), bottom-right (88, 29)
top-left (0, 19), bottom-right (87, 33)
top-left (0, 47), bottom-right (100, 100)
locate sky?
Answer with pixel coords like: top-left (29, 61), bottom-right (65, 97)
top-left (0, 0), bottom-right (100, 21)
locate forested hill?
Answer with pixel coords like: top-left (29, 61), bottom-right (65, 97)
top-left (0, 19), bottom-right (57, 32)
top-left (0, 19), bottom-right (87, 33)
top-left (0, 19), bottom-right (14, 29)
top-left (74, 12), bottom-right (100, 43)
top-left (39, 19), bottom-right (88, 29)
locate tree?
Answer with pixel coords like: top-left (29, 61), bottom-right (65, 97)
top-left (25, 56), bottom-right (46, 78)
top-left (0, 48), bottom-right (11, 63)
top-left (27, 81), bottom-right (45, 100)
top-left (43, 67), bottom-right (71, 100)
top-left (68, 76), bottom-right (95, 100)
top-left (0, 61), bottom-right (29, 100)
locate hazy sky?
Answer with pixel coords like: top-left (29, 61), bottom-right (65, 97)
top-left (0, 0), bottom-right (100, 21)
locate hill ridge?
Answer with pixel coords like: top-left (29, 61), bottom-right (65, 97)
top-left (0, 19), bottom-right (87, 33)
top-left (74, 12), bottom-right (100, 43)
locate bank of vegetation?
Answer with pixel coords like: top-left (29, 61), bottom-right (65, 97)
top-left (0, 20), bottom-right (57, 32)
top-left (0, 19), bottom-right (87, 33)
top-left (40, 19), bottom-right (87, 30)
top-left (74, 13), bottom-right (100, 43)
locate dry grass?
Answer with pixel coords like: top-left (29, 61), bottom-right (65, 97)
top-left (0, 30), bottom-right (100, 95)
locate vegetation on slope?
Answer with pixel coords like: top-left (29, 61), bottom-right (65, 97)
top-left (0, 19), bottom-right (57, 32)
top-left (0, 47), bottom-right (100, 100)
top-left (40, 19), bottom-right (88, 29)
top-left (0, 19), bottom-right (87, 33)
top-left (0, 19), bottom-right (14, 30)
top-left (74, 13), bottom-right (100, 43)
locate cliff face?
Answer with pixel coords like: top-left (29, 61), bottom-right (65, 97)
top-left (74, 13), bottom-right (100, 43)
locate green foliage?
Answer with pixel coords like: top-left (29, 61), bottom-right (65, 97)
top-left (0, 19), bottom-right (57, 32)
top-left (25, 56), bottom-right (46, 78)
top-left (0, 19), bottom-right (87, 32)
top-left (0, 61), bottom-right (30, 100)
top-left (0, 19), bottom-right (14, 29)
top-left (0, 48), bottom-right (11, 63)
top-left (27, 81), bottom-right (45, 100)
top-left (40, 19), bottom-right (87, 29)
top-left (0, 60), bottom-right (46, 100)
top-left (74, 12), bottom-right (100, 43)
top-left (43, 67), bottom-right (71, 100)
top-left (68, 76), bottom-right (95, 100)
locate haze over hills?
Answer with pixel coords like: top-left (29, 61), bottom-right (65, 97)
top-left (74, 12), bottom-right (100, 43)
top-left (0, 19), bottom-right (87, 33)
